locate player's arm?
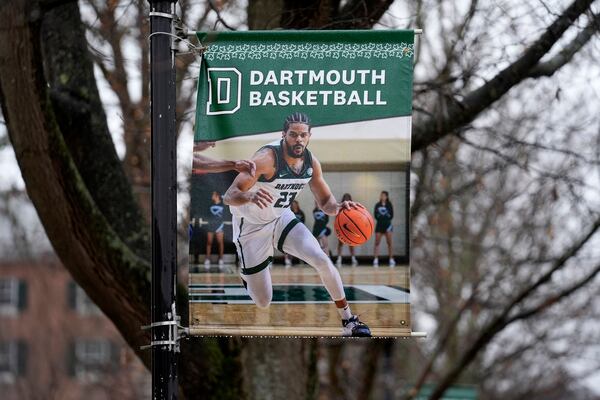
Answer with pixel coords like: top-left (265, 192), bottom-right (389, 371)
top-left (192, 141), bottom-right (256, 175)
top-left (223, 148), bottom-right (275, 209)
top-left (309, 157), bottom-right (359, 216)
top-left (388, 202), bottom-right (394, 219)
top-left (194, 141), bottom-right (216, 152)
top-left (192, 153), bottom-right (256, 176)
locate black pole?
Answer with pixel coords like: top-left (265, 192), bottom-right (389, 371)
top-left (149, 1), bottom-right (178, 399)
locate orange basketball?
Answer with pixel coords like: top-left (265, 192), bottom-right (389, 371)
top-left (334, 205), bottom-right (374, 246)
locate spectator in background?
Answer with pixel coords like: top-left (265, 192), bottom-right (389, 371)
top-left (336, 193), bottom-right (358, 267)
top-left (205, 191), bottom-right (225, 268)
top-left (189, 218), bottom-right (202, 265)
top-left (373, 191), bottom-right (395, 267)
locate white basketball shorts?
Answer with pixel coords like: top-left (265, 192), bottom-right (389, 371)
top-left (232, 208), bottom-right (303, 275)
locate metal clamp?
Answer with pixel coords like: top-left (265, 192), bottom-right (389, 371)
top-left (147, 10), bottom-right (207, 57)
top-left (149, 11), bottom-right (176, 19)
top-left (141, 315), bottom-right (189, 352)
top-left (148, 29), bottom-right (207, 57)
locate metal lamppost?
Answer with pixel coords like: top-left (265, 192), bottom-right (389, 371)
top-left (148, 0), bottom-right (178, 398)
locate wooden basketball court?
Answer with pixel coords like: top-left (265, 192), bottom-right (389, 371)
top-left (189, 263), bottom-right (411, 337)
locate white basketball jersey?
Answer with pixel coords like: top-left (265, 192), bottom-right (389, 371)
top-left (230, 140), bottom-right (314, 224)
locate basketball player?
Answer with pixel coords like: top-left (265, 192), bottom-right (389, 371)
top-left (193, 141), bottom-right (256, 175)
top-left (223, 112), bottom-right (371, 337)
top-left (205, 191), bottom-right (225, 268)
top-left (335, 193), bottom-right (358, 267)
top-left (373, 191), bottom-right (395, 267)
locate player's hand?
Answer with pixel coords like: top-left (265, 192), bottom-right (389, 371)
top-left (249, 188), bottom-right (274, 209)
top-left (194, 141), bottom-right (216, 152)
top-left (235, 159), bottom-right (256, 177)
top-left (336, 201), bottom-right (362, 214)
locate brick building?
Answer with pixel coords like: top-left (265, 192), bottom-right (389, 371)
top-left (0, 256), bottom-right (150, 400)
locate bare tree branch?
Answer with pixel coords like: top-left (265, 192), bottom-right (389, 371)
top-left (506, 261), bottom-right (600, 323)
top-left (456, 134), bottom-right (593, 189)
top-left (334, 0), bottom-right (394, 29)
top-left (278, 0), bottom-right (393, 29)
top-left (404, 292), bottom-right (478, 400)
top-left (528, 12), bottom-right (600, 78)
top-left (424, 214), bottom-right (600, 400)
top-left (208, 0), bottom-right (236, 30)
top-left (412, 0), bottom-right (596, 152)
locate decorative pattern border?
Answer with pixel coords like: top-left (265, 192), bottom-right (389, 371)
top-left (204, 43), bottom-right (414, 61)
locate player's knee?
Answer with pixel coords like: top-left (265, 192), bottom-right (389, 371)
top-left (317, 250), bottom-right (331, 265)
top-left (249, 286), bottom-right (272, 308)
top-left (306, 249), bottom-right (332, 270)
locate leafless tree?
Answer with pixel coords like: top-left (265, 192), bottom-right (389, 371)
top-left (1, 0), bottom-right (600, 399)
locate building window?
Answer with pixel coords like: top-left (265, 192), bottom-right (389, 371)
top-left (68, 339), bottom-right (118, 383)
top-left (0, 278), bottom-right (27, 316)
top-left (67, 281), bottom-right (101, 316)
top-left (0, 341), bottom-right (28, 383)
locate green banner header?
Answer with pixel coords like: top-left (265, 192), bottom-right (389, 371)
top-left (194, 30), bottom-right (414, 141)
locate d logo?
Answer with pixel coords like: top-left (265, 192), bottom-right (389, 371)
top-left (206, 68), bottom-right (242, 115)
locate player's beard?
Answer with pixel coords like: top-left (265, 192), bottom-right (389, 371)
top-left (286, 143), bottom-right (305, 158)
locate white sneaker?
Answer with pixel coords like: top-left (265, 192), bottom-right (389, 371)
top-left (218, 258), bottom-right (224, 267)
top-left (336, 256), bottom-right (342, 267)
top-left (284, 257), bottom-right (292, 267)
top-left (204, 259), bottom-right (211, 268)
top-left (389, 258), bottom-right (396, 267)
top-left (373, 257), bottom-right (379, 267)
top-left (351, 256), bottom-right (358, 266)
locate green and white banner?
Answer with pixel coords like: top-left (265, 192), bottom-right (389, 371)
top-left (190, 30), bottom-right (414, 337)
top-left (194, 31), bottom-right (413, 164)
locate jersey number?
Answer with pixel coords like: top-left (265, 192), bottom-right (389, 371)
top-left (274, 191), bottom-right (297, 208)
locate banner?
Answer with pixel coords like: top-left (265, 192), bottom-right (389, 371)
top-left (189, 30), bottom-right (413, 337)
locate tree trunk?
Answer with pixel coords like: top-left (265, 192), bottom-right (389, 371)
top-left (0, 1), bottom-right (243, 398)
top-left (241, 339), bottom-right (318, 400)
top-left (40, 0), bottom-right (150, 258)
top-left (247, 0), bottom-right (284, 29)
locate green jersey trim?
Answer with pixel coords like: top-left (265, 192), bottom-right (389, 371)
top-left (277, 218), bottom-right (301, 252)
top-left (241, 256), bottom-right (274, 275)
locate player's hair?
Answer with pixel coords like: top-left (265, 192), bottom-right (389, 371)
top-left (283, 112), bottom-right (311, 132)
top-left (342, 193), bottom-right (352, 201)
